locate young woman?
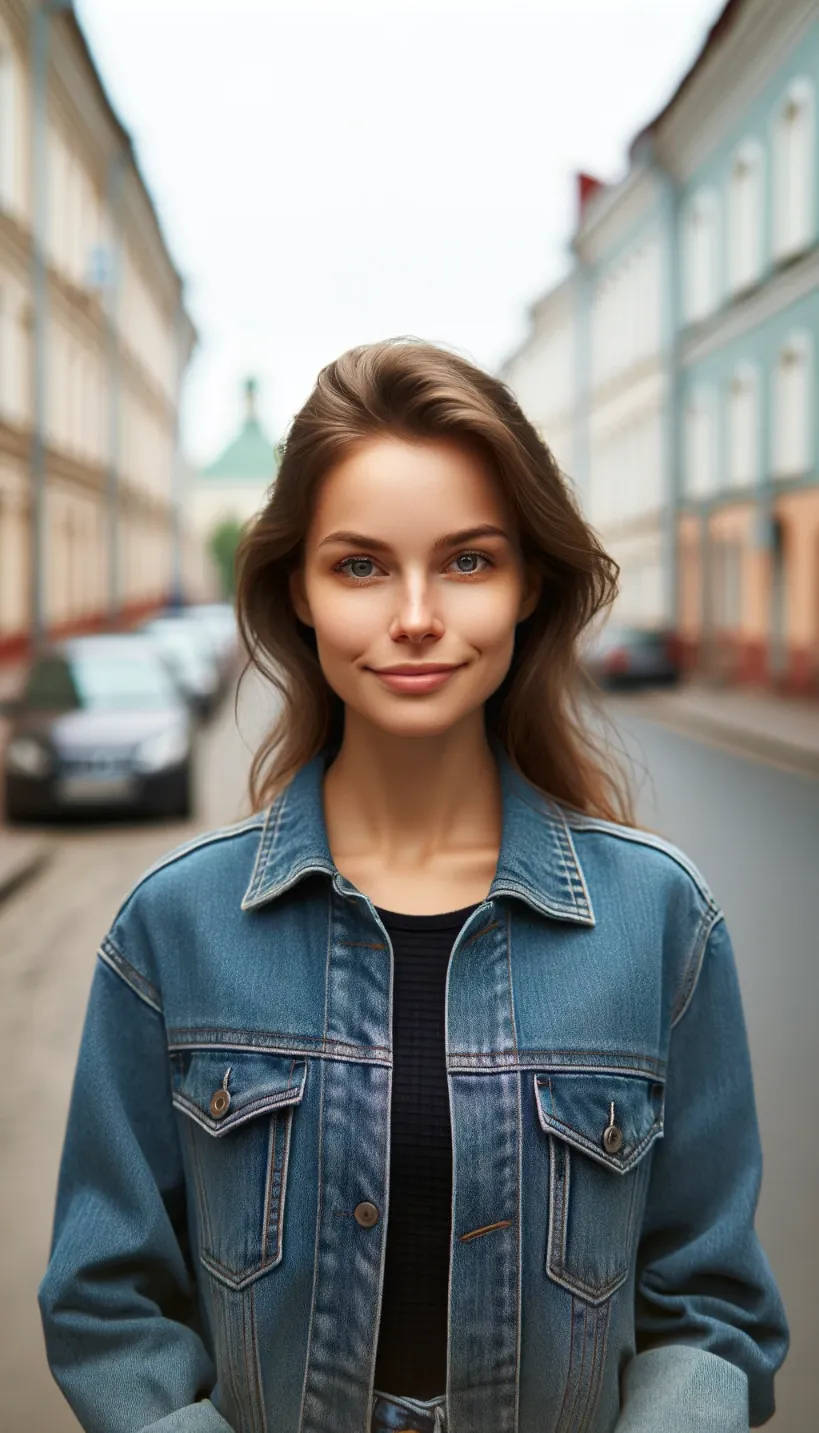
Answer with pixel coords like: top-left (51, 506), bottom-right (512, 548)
top-left (40, 339), bottom-right (788, 1433)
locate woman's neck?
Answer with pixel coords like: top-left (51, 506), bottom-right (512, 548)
top-left (322, 714), bottom-right (502, 874)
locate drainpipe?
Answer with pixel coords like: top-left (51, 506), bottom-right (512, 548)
top-left (28, 0), bottom-right (73, 653)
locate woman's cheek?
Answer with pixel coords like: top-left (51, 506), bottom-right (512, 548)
top-left (453, 586), bottom-right (521, 650)
top-left (309, 584), bottom-right (372, 649)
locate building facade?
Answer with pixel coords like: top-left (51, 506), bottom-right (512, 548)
top-left (654, 0), bottom-right (819, 692)
top-left (501, 0), bottom-right (819, 694)
top-left (0, 1), bottom-right (204, 663)
top-left (499, 277), bottom-right (576, 476)
top-left (573, 166), bottom-right (674, 631)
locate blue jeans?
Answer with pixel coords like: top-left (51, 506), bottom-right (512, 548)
top-left (371, 1390), bottom-right (447, 1431)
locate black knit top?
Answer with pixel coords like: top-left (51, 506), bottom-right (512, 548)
top-left (372, 902), bottom-right (479, 1400)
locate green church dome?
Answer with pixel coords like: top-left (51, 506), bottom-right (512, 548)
top-left (200, 378), bottom-right (278, 483)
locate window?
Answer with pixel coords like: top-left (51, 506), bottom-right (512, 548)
top-left (727, 365), bottom-right (759, 489)
top-left (727, 142), bottom-right (763, 294)
top-left (773, 333), bottom-right (812, 478)
top-left (684, 190), bottom-right (719, 322)
top-left (773, 79), bottom-right (815, 260)
top-left (684, 389), bottom-right (717, 497)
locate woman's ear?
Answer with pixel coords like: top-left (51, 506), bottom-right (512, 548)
top-left (288, 567), bottom-right (314, 627)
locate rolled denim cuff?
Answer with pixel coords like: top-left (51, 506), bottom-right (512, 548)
top-left (141, 1402), bottom-right (235, 1433)
top-left (617, 1345), bottom-right (750, 1432)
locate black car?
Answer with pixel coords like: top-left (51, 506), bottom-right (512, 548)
top-left (583, 624), bottom-right (682, 690)
top-left (2, 635), bottom-right (196, 823)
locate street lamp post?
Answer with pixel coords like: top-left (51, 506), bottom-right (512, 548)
top-left (28, 0), bottom-right (73, 653)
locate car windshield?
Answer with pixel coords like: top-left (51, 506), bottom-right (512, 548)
top-left (143, 626), bottom-right (211, 679)
top-left (22, 652), bottom-right (179, 711)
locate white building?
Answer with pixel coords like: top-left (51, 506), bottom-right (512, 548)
top-left (499, 276), bottom-right (576, 476)
top-left (575, 166), bottom-right (672, 629)
top-left (0, 2), bottom-right (203, 661)
top-left (500, 165), bottom-right (673, 631)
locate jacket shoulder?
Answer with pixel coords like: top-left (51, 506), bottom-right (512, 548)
top-left (563, 809), bottom-right (720, 913)
top-left (561, 810), bottom-right (724, 1026)
top-left (98, 812), bottom-right (267, 1011)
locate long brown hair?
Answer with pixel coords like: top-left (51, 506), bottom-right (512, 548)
top-left (235, 338), bottom-right (634, 824)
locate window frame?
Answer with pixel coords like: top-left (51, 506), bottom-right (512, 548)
top-left (726, 138), bottom-right (765, 297)
top-left (771, 76), bottom-right (816, 263)
top-left (726, 362), bottom-right (760, 490)
top-left (771, 330), bottom-right (813, 480)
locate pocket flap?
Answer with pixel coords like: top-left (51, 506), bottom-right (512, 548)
top-left (534, 1069), bottom-right (664, 1174)
top-left (171, 1049), bottom-right (307, 1136)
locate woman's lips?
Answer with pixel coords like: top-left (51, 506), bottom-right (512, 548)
top-left (368, 666), bottom-right (463, 694)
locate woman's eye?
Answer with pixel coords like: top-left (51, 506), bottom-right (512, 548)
top-left (452, 550), bottom-right (491, 575)
top-left (337, 557), bottom-right (378, 581)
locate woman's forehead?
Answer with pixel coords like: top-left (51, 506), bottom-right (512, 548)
top-left (309, 435), bottom-right (512, 533)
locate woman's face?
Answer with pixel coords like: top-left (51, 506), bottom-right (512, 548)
top-left (290, 435), bottom-right (541, 741)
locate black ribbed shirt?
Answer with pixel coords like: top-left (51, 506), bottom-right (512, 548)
top-left (372, 902), bottom-right (479, 1400)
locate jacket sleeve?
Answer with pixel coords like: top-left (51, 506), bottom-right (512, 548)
top-left (615, 912), bottom-right (789, 1431)
top-left (38, 951), bottom-right (234, 1433)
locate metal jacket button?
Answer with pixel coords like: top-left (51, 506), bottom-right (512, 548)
top-left (354, 1201), bottom-right (380, 1228)
top-left (209, 1088), bottom-right (231, 1118)
top-left (602, 1123), bottom-right (623, 1154)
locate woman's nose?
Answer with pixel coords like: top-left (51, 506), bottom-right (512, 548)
top-left (389, 578), bottom-right (444, 642)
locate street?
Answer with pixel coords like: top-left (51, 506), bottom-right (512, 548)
top-left (1, 681), bottom-right (816, 1432)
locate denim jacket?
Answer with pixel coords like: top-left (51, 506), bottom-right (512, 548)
top-left (39, 745), bottom-right (788, 1433)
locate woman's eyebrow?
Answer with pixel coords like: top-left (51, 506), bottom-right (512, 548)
top-left (317, 524), bottom-right (511, 552)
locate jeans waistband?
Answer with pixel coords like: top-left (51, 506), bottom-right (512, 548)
top-left (371, 1390), bottom-right (447, 1432)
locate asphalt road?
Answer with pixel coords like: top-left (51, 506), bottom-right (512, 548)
top-left (610, 699), bottom-right (819, 1433)
top-left (0, 679), bottom-right (815, 1431)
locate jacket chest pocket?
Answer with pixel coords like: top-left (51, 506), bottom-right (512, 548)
top-left (534, 1069), bottom-right (664, 1305)
top-left (171, 1048), bottom-right (307, 1292)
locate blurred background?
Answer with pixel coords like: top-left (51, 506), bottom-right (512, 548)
top-left (0, 0), bottom-right (816, 1428)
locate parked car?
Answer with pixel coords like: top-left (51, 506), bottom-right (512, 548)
top-left (138, 616), bottom-right (222, 720)
top-left (583, 624), bottom-right (682, 690)
top-left (185, 603), bottom-right (241, 680)
top-left (159, 602), bottom-right (240, 691)
top-left (2, 635), bottom-right (195, 823)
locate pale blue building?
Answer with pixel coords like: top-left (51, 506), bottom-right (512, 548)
top-left (501, 0), bottom-right (819, 694)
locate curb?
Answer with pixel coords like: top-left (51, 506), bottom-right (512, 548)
top-left (0, 837), bottom-right (55, 908)
top-left (611, 696), bottom-right (819, 780)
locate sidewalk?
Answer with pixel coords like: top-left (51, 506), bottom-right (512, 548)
top-left (0, 660), bottom-right (54, 906)
top-left (613, 681), bottom-right (819, 777)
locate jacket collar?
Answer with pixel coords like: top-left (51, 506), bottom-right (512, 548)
top-left (241, 742), bottom-right (595, 926)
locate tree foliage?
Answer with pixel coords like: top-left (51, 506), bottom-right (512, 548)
top-left (208, 518), bottom-right (244, 598)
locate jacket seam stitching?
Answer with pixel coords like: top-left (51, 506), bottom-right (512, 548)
top-left (671, 906), bottom-right (724, 1028)
top-left (111, 815), bottom-right (266, 923)
top-left (98, 936), bottom-right (163, 1015)
top-left (244, 799), bottom-right (280, 902)
top-left (564, 814), bottom-right (720, 908)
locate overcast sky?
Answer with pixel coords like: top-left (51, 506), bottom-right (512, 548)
top-left (75, 0), bottom-right (721, 467)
